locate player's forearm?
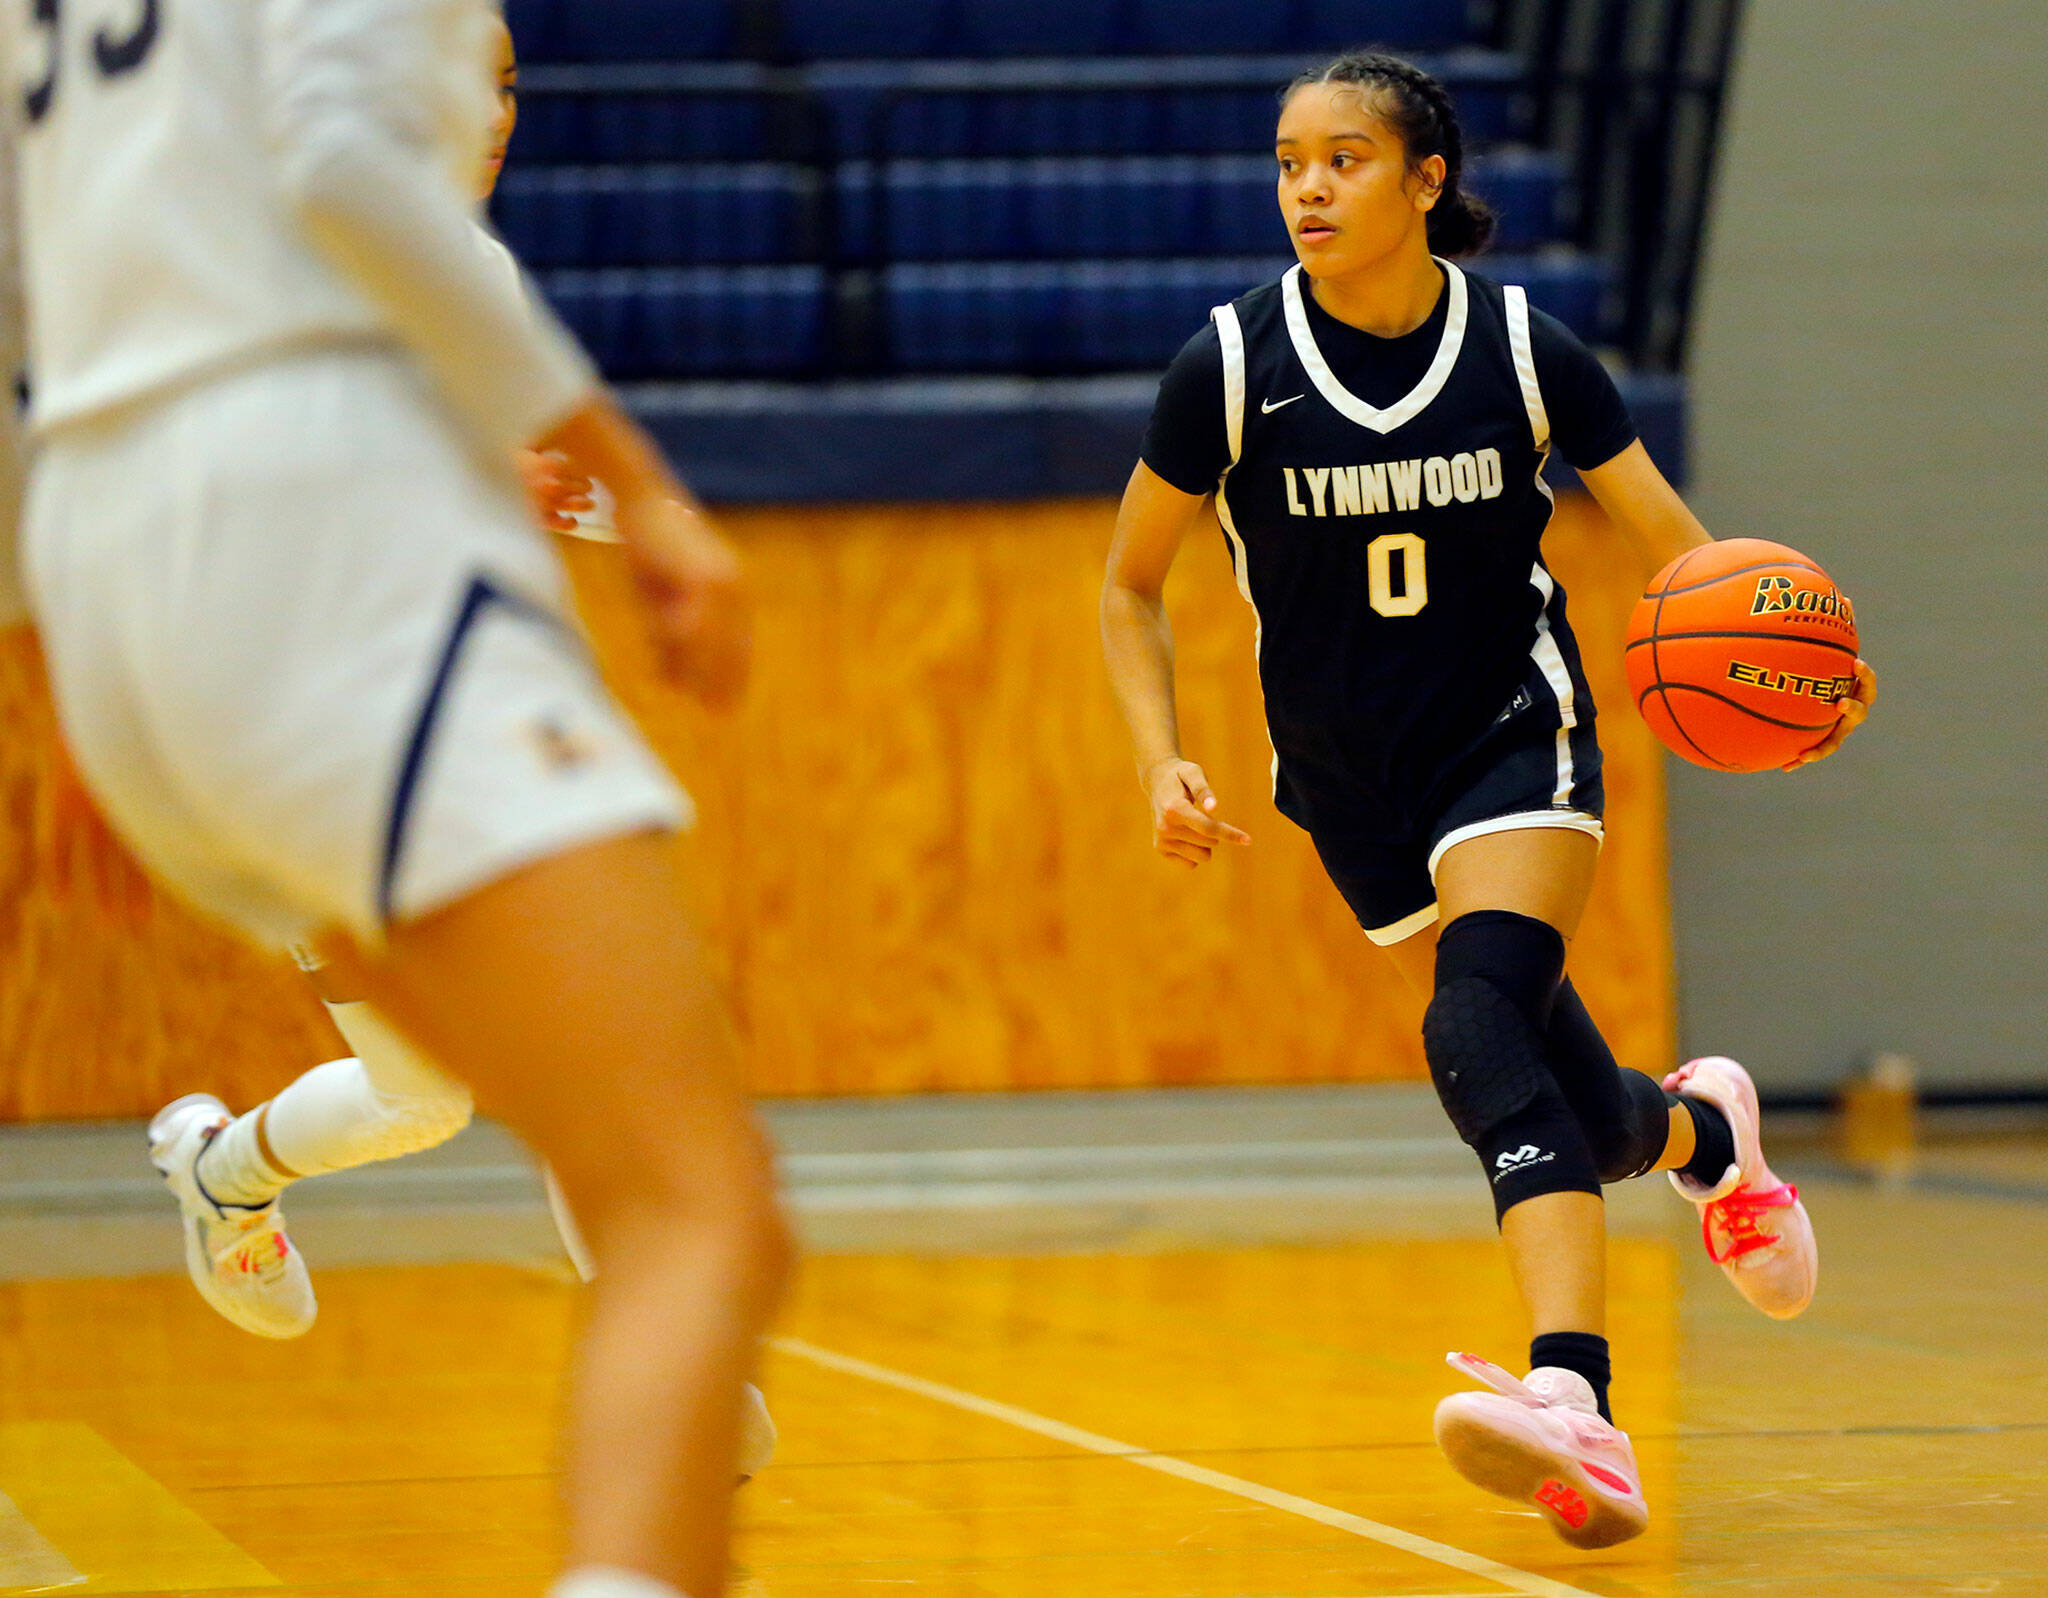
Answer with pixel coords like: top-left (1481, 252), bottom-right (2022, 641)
top-left (1100, 581), bottom-right (1185, 779)
top-left (1627, 501), bottom-right (1713, 575)
top-left (1581, 441), bottom-right (1713, 576)
top-left (277, 125), bottom-right (595, 461)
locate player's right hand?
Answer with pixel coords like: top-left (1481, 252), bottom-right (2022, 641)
top-left (517, 449), bottom-right (596, 532)
top-left (1145, 758), bottom-right (1250, 868)
top-left (614, 493), bottom-right (752, 711)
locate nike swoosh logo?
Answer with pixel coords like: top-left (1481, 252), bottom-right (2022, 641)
top-left (1261, 395), bottom-right (1304, 414)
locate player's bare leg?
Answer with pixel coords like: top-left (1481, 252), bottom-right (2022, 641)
top-left (326, 830), bottom-right (791, 1597)
top-left (542, 1153), bottom-right (779, 1482)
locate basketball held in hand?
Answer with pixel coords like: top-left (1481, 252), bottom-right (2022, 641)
top-left (1624, 539), bottom-right (1860, 773)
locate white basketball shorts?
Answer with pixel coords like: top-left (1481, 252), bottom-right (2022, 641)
top-left (23, 346), bottom-right (691, 949)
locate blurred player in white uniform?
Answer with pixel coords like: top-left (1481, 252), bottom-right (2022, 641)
top-left (0, 2), bottom-right (790, 1595)
top-left (123, 12), bottom-right (774, 1480)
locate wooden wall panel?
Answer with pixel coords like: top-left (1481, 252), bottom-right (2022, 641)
top-left (0, 494), bottom-right (1671, 1117)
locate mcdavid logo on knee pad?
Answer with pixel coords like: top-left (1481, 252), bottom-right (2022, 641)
top-left (1493, 1144), bottom-right (1555, 1180)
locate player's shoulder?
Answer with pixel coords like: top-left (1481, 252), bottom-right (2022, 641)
top-left (1442, 260), bottom-right (1518, 326)
top-left (1218, 272), bottom-right (1291, 330)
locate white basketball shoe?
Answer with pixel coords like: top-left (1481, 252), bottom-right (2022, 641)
top-left (147, 1094), bottom-right (316, 1340)
top-left (1664, 1056), bottom-right (1818, 1319)
top-left (1434, 1352), bottom-right (1648, 1548)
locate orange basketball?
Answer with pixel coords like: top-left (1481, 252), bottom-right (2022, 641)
top-left (1624, 538), bottom-right (1860, 772)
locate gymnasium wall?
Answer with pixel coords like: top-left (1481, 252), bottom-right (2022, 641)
top-left (0, 494), bottom-right (1670, 1118)
top-left (1681, 1), bottom-right (2048, 1088)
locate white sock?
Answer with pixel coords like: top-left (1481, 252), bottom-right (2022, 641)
top-left (550, 1569), bottom-right (690, 1598)
top-left (193, 1101), bottom-right (295, 1208)
top-left (196, 1002), bottom-right (472, 1204)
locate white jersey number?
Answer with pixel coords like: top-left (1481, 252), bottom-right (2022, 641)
top-left (24, 0), bottom-right (163, 124)
top-left (1366, 531), bottom-right (1428, 618)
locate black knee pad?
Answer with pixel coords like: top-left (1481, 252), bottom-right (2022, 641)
top-left (1423, 976), bottom-right (1549, 1144)
top-left (1547, 979), bottom-right (1677, 1183)
top-left (1422, 974), bottom-right (1602, 1220)
top-left (1435, 910), bottom-right (1566, 1025)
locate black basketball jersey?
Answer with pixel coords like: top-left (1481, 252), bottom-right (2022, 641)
top-left (1203, 261), bottom-right (1595, 809)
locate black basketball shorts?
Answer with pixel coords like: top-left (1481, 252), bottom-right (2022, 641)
top-left (1276, 689), bottom-right (1605, 947)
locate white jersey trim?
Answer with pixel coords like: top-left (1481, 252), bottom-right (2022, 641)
top-left (1503, 284), bottom-right (1551, 452)
top-left (1211, 302), bottom-right (1254, 606)
top-left (1280, 260), bottom-right (1468, 435)
top-left (1211, 298), bottom-right (1275, 792)
top-left (1215, 301), bottom-right (1247, 468)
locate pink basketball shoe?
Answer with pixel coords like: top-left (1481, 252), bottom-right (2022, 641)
top-left (1433, 1353), bottom-right (1648, 1549)
top-left (1664, 1055), bottom-right (1817, 1319)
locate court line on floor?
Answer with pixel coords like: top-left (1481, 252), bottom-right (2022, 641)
top-left (772, 1336), bottom-right (1605, 1598)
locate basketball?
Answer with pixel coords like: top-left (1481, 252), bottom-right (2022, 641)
top-left (1625, 539), bottom-right (1860, 772)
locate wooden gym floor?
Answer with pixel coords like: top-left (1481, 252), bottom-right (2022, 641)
top-left (4, 1118), bottom-right (2047, 1596)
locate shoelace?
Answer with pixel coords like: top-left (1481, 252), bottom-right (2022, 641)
top-left (1703, 1181), bottom-right (1797, 1264)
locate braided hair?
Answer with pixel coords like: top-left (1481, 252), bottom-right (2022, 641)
top-left (1284, 51), bottom-right (1495, 258)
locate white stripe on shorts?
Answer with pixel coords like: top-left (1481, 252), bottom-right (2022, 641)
top-left (1428, 810), bottom-right (1606, 882)
top-left (1527, 563), bottom-right (1579, 806)
top-left (1363, 902), bottom-right (1442, 946)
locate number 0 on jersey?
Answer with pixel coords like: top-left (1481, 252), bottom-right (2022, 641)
top-left (1367, 532), bottom-right (1428, 618)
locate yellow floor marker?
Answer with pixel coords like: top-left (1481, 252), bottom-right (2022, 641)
top-left (0, 1424), bottom-right (276, 1593)
top-left (0, 1488), bottom-right (82, 1592)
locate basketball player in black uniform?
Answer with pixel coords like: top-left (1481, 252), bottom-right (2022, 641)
top-left (1101, 53), bottom-right (1875, 1547)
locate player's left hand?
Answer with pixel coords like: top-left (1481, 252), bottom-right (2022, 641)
top-left (518, 449), bottom-right (597, 532)
top-left (1784, 658), bottom-right (1876, 770)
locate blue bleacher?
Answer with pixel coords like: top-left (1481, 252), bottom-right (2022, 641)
top-left (505, 0), bottom-right (732, 62)
top-left (781, 0), bottom-right (953, 60)
top-left (884, 253), bottom-right (1607, 375)
top-left (540, 267), bottom-right (829, 378)
top-left (494, 165), bottom-right (818, 268)
top-left (1296, 0), bottom-right (1471, 53)
top-left (811, 54), bottom-right (1519, 163)
top-left (515, 57), bottom-right (1518, 168)
top-left (512, 65), bottom-right (786, 164)
top-left (1126, 0), bottom-right (1288, 55)
top-left (838, 150), bottom-right (1560, 262)
top-left (498, 0), bottom-right (1626, 440)
top-left (1469, 149), bottom-right (1566, 251)
top-left (777, 0), bottom-right (1474, 58)
top-left (956, 0), bottom-right (1123, 57)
